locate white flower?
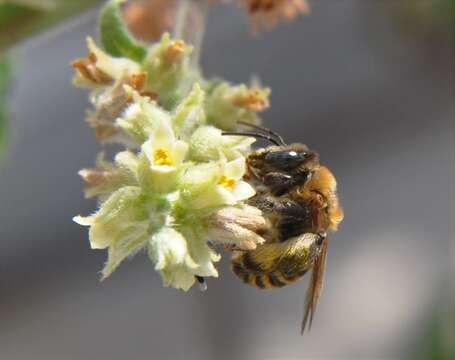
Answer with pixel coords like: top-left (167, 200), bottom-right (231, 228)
top-left (86, 36), bottom-right (140, 81)
top-left (189, 125), bottom-right (255, 162)
top-left (143, 33), bottom-right (199, 110)
top-left (73, 22), bottom-right (273, 291)
top-left (171, 83), bottom-right (206, 140)
top-left (141, 120), bottom-right (188, 173)
top-left (130, 119), bottom-right (189, 194)
top-left (205, 205), bottom-right (268, 250)
top-left (205, 82), bottom-right (270, 130)
top-left (148, 227), bottom-right (206, 291)
top-left (116, 86), bottom-right (170, 144)
top-left (72, 37), bottom-right (140, 88)
top-left (179, 157), bottom-right (255, 210)
top-left (148, 226), bottom-right (220, 291)
top-left (73, 186), bottom-right (151, 278)
top-left (216, 157), bottom-right (256, 205)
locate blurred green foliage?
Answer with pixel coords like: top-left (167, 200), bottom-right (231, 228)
top-left (0, 0), bottom-right (102, 152)
top-left (394, 0), bottom-right (455, 41)
top-left (411, 309), bottom-right (455, 360)
top-left (0, 0), bottom-right (101, 51)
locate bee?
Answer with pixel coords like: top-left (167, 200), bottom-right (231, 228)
top-left (223, 122), bottom-right (344, 333)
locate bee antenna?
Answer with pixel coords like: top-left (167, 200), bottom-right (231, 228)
top-left (222, 131), bottom-right (282, 146)
top-left (238, 121), bottom-right (286, 146)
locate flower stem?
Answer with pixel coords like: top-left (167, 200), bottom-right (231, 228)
top-left (173, 0), bottom-right (210, 68)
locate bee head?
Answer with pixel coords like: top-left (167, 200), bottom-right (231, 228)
top-left (248, 144), bottom-right (320, 177)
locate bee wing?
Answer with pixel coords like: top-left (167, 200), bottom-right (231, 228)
top-left (301, 236), bottom-right (329, 334)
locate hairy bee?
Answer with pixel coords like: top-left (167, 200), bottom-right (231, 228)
top-left (224, 123), bottom-right (344, 333)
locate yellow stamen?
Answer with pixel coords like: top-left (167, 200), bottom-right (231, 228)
top-left (154, 148), bottom-right (173, 166)
top-left (219, 176), bottom-right (236, 190)
top-left (165, 40), bottom-right (186, 64)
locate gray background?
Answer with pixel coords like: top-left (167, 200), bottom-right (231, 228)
top-left (0, 1), bottom-right (453, 359)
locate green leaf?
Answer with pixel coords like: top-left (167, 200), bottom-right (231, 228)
top-left (99, 0), bottom-right (147, 63)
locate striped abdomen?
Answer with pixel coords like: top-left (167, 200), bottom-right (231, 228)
top-left (231, 251), bottom-right (309, 289)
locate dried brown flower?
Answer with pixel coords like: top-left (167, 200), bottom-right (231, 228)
top-left (87, 73), bottom-right (157, 144)
top-left (78, 156), bottom-right (128, 199)
top-left (72, 53), bottom-right (114, 85)
top-left (164, 39), bottom-right (186, 64)
top-left (232, 88), bottom-right (270, 112)
top-left (212, 0), bottom-right (310, 31)
top-left (242, 0), bottom-right (310, 31)
top-left (79, 168), bottom-right (119, 190)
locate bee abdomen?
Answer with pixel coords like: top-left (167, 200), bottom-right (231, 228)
top-left (231, 253), bottom-right (308, 289)
top-left (264, 269), bottom-right (308, 288)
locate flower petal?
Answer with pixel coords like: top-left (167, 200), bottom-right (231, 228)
top-left (148, 227), bottom-right (199, 291)
top-left (222, 135), bottom-right (256, 153)
top-left (231, 180), bottom-right (256, 201)
top-left (148, 166), bottom-right (179, 194)
top-left (73, 215), bottom-right (93, 226)
top-left (152, 120), bottom-right (175, 148)
top-left (172, 83), bottom-right (206, 140)
top-left (83, 186), bottom-right (146, 249)
top-left (141, 139), bottom-right (158, 169)
top-left (102, 222), bottom-right (149, 279)
top-left (116, 87), bottom-right (171, 144)
top-left (150, 165), bottom-right (177, 173)
top-left (189, 125), bottom-right (223, 162)
top-left (224, 157), bottom-right (246, 180)
top-left (171, 140), bottom-right (189, 165)
top-left (87, 37), bottom-right (140, 80)
top-left (115, 150), bottom-right (139, 174)
top-left (214, 186), bottom-right (237, 206)
top-left (181, 226), bottom-right (220, 279)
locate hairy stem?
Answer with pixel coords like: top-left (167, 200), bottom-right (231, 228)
top-left (173, 0), bottom-right (209, 68)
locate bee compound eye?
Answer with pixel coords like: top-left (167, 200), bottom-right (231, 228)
top-left (263, 150), bottom-right (313, 171)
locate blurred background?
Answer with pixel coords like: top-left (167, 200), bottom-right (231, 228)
top-left (0, 0), bottom-right (454, 359)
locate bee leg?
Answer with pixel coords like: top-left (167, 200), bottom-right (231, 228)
top-left (276, 202), bottom-right (311, 241)
top-left (263, 171), bottom-right (312, 196)
top-left (247, 194), bottom-right (311, 241)
top-left (224, 244), bottom-right (244, 252)
top-left (262, 171), bottom-right (311, 196)
top-left (262, 172), bottom-right (294, 195)
top-left (195, 276), bottom-right (207, 291)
